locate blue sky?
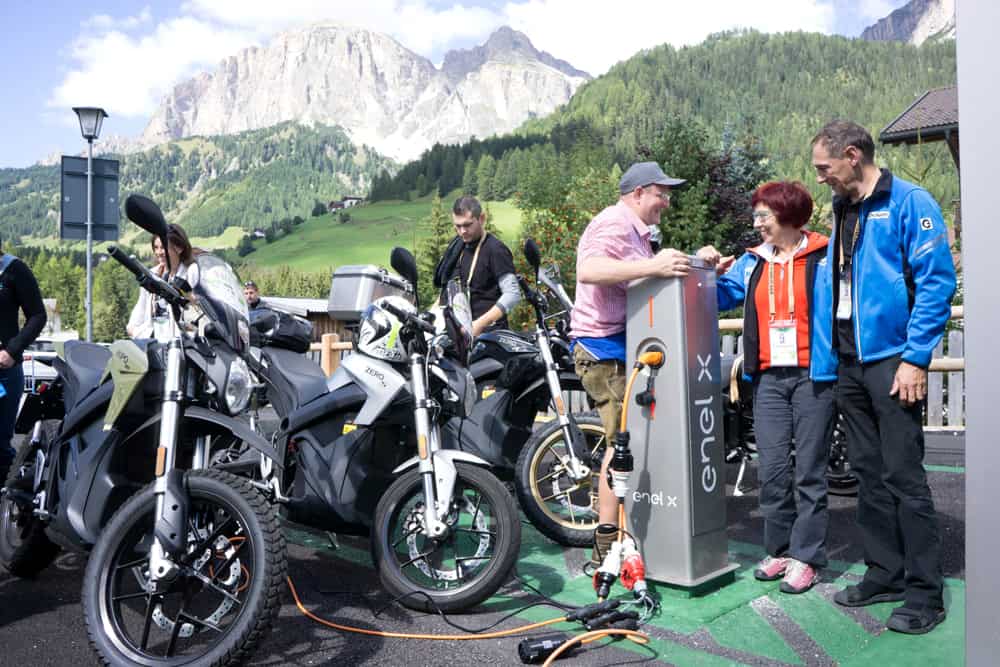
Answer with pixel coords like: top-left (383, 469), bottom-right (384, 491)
top-left (0, 0), bottom-right (910, 169)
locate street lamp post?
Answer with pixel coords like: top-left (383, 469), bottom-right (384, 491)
top-left (72, 106), bottom-right (108, 342)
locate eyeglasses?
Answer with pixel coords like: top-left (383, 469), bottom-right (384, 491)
top-left (243, 281), bottom-right (257, 289)
top-left (751, 210), bottom-right (775, 222)
top-left (646, 189), bottom-right (671, 202)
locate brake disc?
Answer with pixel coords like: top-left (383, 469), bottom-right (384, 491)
top-left (406, 495), bottom-right (490, 582)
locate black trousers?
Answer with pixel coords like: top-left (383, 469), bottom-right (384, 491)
top-left (753, 367), bottom-right (835, 568)
top-left (836, 354), bottom-right (943, 608)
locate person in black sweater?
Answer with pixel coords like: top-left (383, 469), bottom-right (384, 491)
top-left (0, 237), bottom-right (47, 482)
top-left (433, 195), bottom-right (521, 336)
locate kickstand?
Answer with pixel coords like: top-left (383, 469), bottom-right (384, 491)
top-left (734, 457), bottom-right (757, 496)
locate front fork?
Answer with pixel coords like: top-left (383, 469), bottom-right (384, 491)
top-left (410, 354), bottom-right (451, 539)
top-left (537, 326), bottom-right (590, 481)
top-left (149, 337), bottom-right (189, 585)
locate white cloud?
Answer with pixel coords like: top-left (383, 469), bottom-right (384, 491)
top-left (856, 0), bottom-right (900, 22)
top-left (181, 0), bottom-right (502, 58)
top-left (50, 1), bottom-right (841, 122)
top-left (82, 6), bottom-right (154, 32)
top-left (502, 0), bottom-right (836, 76)
top-left (49, 16), bottom-right (256, 118)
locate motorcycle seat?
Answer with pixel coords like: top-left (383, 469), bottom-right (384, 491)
top-left (60, 340), bottom-right (112, 408)
top-left (261, 346), bottom-right (330, 416)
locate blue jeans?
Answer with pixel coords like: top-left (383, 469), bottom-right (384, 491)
top-left (0, 364), bottom-right (24, 469)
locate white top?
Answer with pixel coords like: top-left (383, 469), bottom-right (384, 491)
top-left (126, 261), bottom-right (200, 339)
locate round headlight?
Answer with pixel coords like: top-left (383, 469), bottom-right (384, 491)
top-left (225, 356), bottom-right (252, 414)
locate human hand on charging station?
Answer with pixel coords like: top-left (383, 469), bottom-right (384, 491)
top-left (649, 248), bottom-right (691, 278)
top-left (695, 245), bottom-right (735, 274)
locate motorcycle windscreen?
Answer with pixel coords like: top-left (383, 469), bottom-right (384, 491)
top-left (444, 277), bottom-right (473, 365)
top-left (195, 254), bottom-right (251, 352)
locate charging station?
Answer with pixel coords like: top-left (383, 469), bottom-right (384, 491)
top-left (624, 258), bottom-right (738, 588)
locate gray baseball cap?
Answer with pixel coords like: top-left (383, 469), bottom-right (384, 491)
top-left (619, 161), bottom-right (686, 194)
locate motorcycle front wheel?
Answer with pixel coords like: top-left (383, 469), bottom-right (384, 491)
top-left (82, 469), bottom-right (286, 666)
top-left (515, 412), bottom-right (604, 546)
top-left (0, 429), bottom-right (60, 577)
top-left (372, 462), bottom-right (520, 613)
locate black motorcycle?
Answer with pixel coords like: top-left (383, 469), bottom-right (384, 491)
top-left (451, 240), bottom-right (601, 547)
top-left (240, 248), bottom-right (521, 613)
top-left (721, 354), bottom-right (856, 496)
top-left (0, 195), bottom-right (285, 665)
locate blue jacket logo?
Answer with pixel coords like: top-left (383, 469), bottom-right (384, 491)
top-left (920, 217), bottom-right (934, 230)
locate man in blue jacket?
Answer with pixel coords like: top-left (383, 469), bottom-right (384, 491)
top-left (811, 120), bottom-right (955, 634)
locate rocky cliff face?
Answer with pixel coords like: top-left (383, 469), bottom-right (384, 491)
top-left (140, 24), bottom-right (589, 162)
top-left (860, 0), bottom-right (955, 45)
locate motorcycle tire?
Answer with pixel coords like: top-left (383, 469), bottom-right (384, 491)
top-left (83, 469), bottom-right (286, 666)
top-left (515, 412), bottom-right (605, 547)
top-left (0, 430), bottom-right (60, 577)
top-left (826, 412), bottom-right (858, 496)
top-left (373, 462), bottom-right (520, 613)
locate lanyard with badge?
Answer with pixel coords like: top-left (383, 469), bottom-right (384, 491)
top-left (768, 258), bottom-right (799, 367)
top-left (836, 214), bottom-right (860, 321)
top-left (458, 233), bottom-right (486, 294)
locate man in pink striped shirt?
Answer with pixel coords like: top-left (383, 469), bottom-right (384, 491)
top-left (572, 161), bottom-right (691, 569)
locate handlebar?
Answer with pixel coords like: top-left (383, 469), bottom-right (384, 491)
top-left (107, 245), bottom-right (186, 307)
top-left (381, 301), bottom-right (436, 335)
top-left (517, 274), bottom-right (548, 317)
top-left (107, 245), bottom-right (147, 280)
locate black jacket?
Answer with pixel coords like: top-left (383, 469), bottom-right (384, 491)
top-left (0, 255), bottom-right (46, 362)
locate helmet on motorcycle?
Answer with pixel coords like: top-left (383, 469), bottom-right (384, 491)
top-left (357, 295), bottom-right (414, 363)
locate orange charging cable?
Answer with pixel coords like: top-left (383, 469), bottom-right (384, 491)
top-left (286, 576), bottom-right (566, 640)
top-left (541, 628), bottom-right (650, 666)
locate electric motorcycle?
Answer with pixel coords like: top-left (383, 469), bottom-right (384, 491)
top-left (721, 354), bottom-right (856, 496)
top-left (241, 247), bottom-right (521, 613)
top-left (447, 240), bottom-right (600, 547)
top-left (0, 195), bottom-right (285, 666)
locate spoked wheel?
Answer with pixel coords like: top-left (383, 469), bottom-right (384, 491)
top-left (373, 462), bottom-right (520, 613)
top-left (82, 470), bottom-right (285, 666)
top-left (515, 412), bottom-right (605, 547)
top-left (827, 412), bottom-right (858, 496)
top-left (0, 432), bottom-right (60, 577)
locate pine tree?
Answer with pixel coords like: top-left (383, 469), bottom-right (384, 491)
top-left (415, 194), bottom-right (455, 307)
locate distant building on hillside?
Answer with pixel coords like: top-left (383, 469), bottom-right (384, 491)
top-left (341, 196), bottom-right (364, 208)
top-left (252, 228), bottom-right (266, 239)
top-left (328, 200), bottom-right (345, 211)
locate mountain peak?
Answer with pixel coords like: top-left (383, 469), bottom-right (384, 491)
top-left (441, 26), bottom-right (590, 82)
top-left (860, 0), bottom-right (955, 45)
top-left (138, 23), bottom-right (589, 162)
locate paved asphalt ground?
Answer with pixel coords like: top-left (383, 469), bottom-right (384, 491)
top-left (0, 461), bottom-right (965, 666)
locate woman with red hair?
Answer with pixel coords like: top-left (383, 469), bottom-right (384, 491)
top-left (698, 181), bottom-right (836, 594)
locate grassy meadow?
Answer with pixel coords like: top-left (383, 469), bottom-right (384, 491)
top-left (240, 194), bottom-right (523, 273)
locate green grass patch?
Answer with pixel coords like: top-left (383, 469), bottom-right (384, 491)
top-left (189, 226), bottom-right (246, 250)
top-left (244, 196), bottom-right (524, 273)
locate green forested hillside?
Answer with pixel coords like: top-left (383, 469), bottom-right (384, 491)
top-left (374, 30), bottom-right (958, 208)
top-left (0, 122), bottom-right (396, 242)
top-left (525, 29), bottom-right (957, 202)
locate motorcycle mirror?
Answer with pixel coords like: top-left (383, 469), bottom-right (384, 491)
top-left (125, 194), bottom-right (172, 273)
top-left (523, 238), bottom-right (541, 274)
top-left (125, 194), bottom-right (169, 239)
top-left (390, 247), bottom-right (419, 304)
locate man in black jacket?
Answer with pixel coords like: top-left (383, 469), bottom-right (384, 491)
top-left (435, 196), bottom-right (521, 336)
top-left (0, 237), bottom-right (47, 482)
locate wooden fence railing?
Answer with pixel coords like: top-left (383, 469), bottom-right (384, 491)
top-left (721, 306), bottom-right (966, 429)
top-left (307, 306), bottom-right (967, 427)
top-left (307, 333), bottom-right (354, 376)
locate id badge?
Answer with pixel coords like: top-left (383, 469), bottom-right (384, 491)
top-left (769, 319), bottom-right (798, 367)
top-left (836, 279), bottom-right (852, 320)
